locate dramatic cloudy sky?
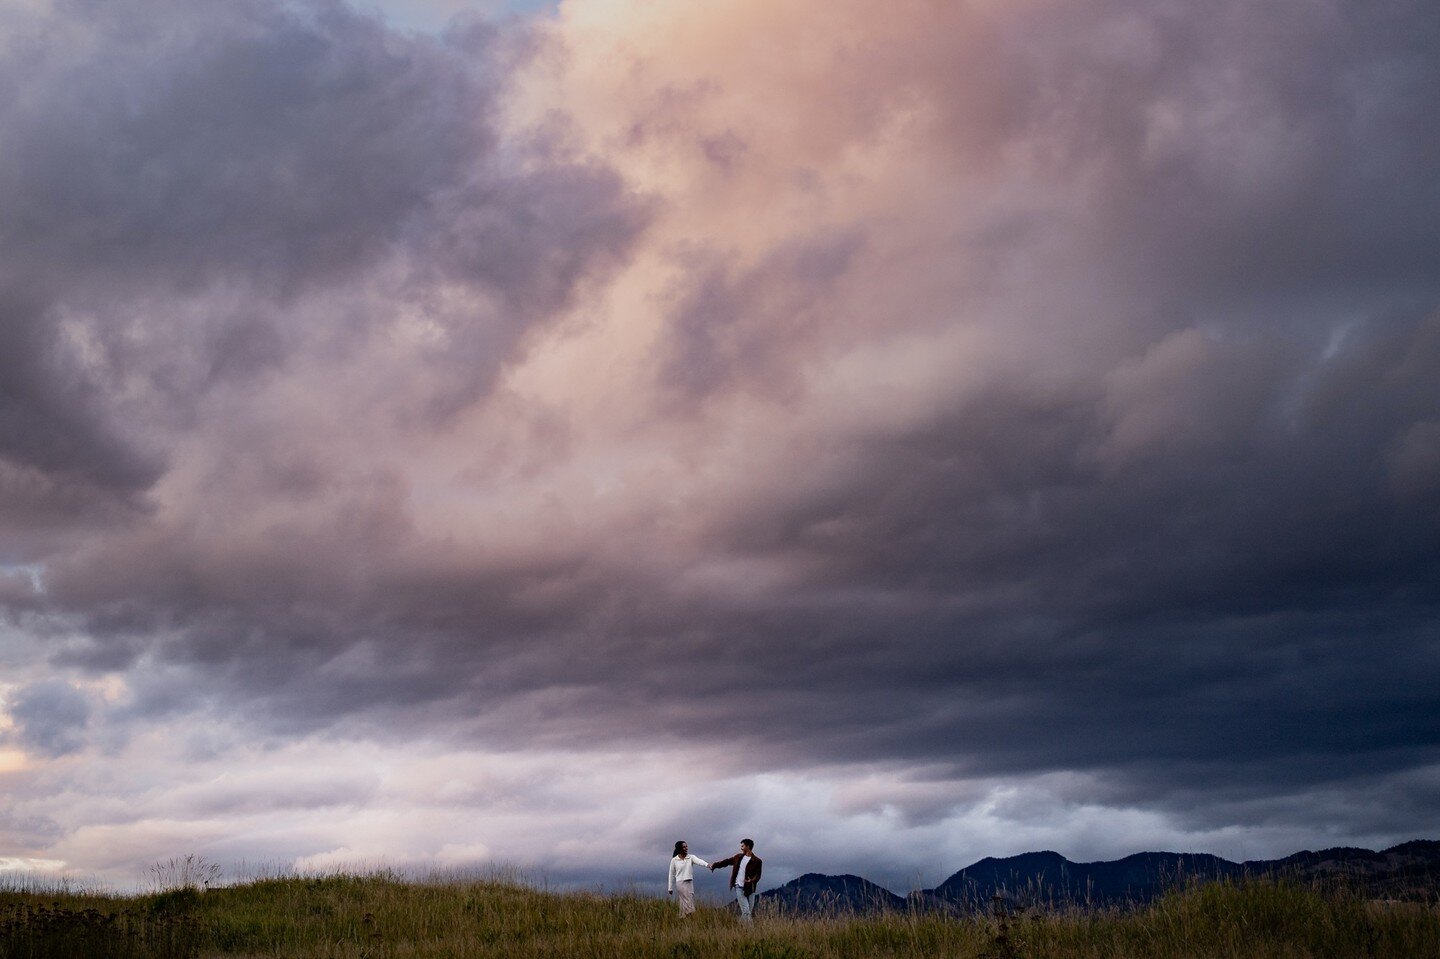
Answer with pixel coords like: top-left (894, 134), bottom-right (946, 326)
top-left (2, 0), bottom-right (1439, 894)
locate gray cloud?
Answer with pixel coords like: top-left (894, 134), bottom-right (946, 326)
top-left (0, 0), bottom-right (645, 546)
top-left (1, 0), bottom-right (1438, 873)
top-left (4, 680), bottom-right (92, 757)
top-left (657, 230), bottom-right (868, 403)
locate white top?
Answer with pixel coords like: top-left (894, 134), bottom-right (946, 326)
top-left (736, 854), bottom-right (753, 888)
top-left (668, 854), bottom-right (711, 892)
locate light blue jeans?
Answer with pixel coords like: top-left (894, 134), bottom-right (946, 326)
top-left (735, 886), bottom-right (753, 923)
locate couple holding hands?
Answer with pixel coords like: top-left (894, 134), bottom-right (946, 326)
top-left (667, 838), bottom-right (762, 922)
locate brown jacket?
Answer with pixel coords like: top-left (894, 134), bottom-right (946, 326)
top-left (711, 852), bottom-right (763, 896)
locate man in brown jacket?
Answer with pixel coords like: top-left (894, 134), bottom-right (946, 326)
top-left (709, 838), bottom-right (762, 923)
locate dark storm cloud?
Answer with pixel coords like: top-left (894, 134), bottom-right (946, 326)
top-left (0, 0), bottom-right (645, 546)
top-left (3, 0), bottom-right (1439, 853)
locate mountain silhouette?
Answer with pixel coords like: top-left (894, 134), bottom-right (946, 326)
top-left (926, 849), bottom-right (1241, 909)
top-left (759, 873), bottom-right (907, 914)
top-left (756, 840), bottom-right (1440, 914)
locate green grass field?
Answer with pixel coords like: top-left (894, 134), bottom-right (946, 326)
top-left (3, 871), bottom-right (1436, 958)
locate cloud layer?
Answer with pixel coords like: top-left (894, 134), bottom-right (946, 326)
top-left (1, 0), bottom-right (1438, 888)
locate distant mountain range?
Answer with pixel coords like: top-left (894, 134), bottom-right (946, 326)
top-left (757, 840), bottom-right (1440, 914)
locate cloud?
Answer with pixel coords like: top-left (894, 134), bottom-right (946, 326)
top-left (2, 721), bottom-right (1432, 893)
top-left (1, 0), bottom-right (1438, 882)
top-left (0, 0), bottom-right (646, 547)
top-left (4, 680), bottom-right (92, 757)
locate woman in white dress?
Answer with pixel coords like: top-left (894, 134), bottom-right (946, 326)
top-left (666, 840), bottom-right (710, 917)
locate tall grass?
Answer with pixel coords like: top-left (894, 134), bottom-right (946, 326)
top-left (2, 870), bottom-right (1436, 958)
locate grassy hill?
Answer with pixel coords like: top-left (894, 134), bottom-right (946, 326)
top-left (3, 870), bottom-right (1438, 958)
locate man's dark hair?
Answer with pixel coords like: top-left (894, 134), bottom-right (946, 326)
top-left (741, 839), bottom-right (754, 848)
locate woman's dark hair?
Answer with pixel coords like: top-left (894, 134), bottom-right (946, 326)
top-left (673, 841), bottom-right (687, 857)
